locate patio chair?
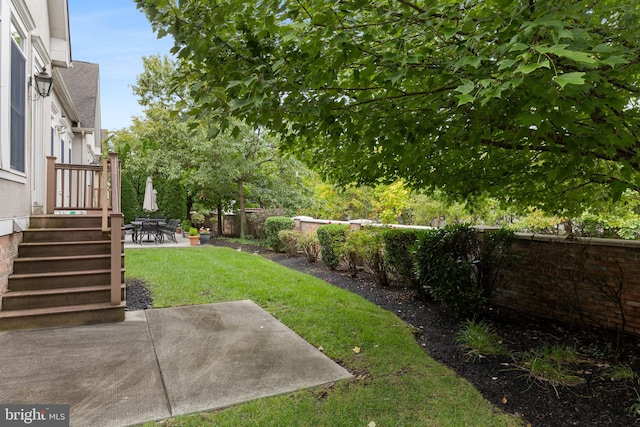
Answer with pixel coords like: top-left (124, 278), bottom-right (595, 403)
top-left (138, 221), bottom-right (161, 244)
top-left (124, 223), bottom-right (135, 242)
top-left (161, 219), bottom-right (179, 243)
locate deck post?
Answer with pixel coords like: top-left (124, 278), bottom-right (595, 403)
top-left (101, 158), bottom-right (109, 231)
top-left (110, 213), bottom-right (123, 305)
top-left (45, 156), bottom-right (57, 214)
top-left (109, 152), bottom-right (121, 214)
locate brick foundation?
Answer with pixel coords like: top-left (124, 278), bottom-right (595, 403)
top-left (0, 232), bottom-right (22, 305)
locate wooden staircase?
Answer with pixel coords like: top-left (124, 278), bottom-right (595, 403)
top-left (0, 215), bottom-right (125, 331)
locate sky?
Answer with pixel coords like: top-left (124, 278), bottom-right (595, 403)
top-left (67, 0), bottom-right (174, 131)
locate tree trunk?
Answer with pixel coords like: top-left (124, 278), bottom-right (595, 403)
top-left (217, 200), bottom-right (223, 236)
top-left (186, 195), bottom-right (194, 221)
top-left (237, 178), bottom-right (246, 239)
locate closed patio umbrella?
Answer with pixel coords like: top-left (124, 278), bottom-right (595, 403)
top-left (143, 176), bottom-right (158, 213)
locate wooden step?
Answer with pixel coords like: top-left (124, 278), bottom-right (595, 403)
top-left (30, 215), bottom-right (103, 229)
top-left (18, 240), bottom-right (113, 257)
top-left (0, 302), bottom-right (126, 331)
top-left (1, 285), bottom-right (125, 310)
top-left (8, 269), bottom-right (125, 291)
top-left (12, 254), bottom-right (123, 275)
top-left (23, 228), bottom-right (108, 243)
top-left (1, 214), bottom-right (126, 331)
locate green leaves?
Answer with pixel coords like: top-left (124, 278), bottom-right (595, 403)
top-left (455, 79), bottom-right (475, 95)
top-left (136, 0), bottom-right (640, 215)
top-left (552, 72), bottom-right (586, 89)
top-left (600, 55), bottom-right (630, 69)
top-left (454, 55), bottom-right (485, 71)
top-left (534, 44), bottom-right (596, 64)
top-left (514, 60), bottom-right (550, 75)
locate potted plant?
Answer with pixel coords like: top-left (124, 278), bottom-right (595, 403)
top-left (181, 219), bottom-right (192, 238)
top-left (191, 212), bottom-right (205, 229)
top-left (188, 227), bottom-right (200, 246)
top-left (199, 228), bottom-right (212, 245)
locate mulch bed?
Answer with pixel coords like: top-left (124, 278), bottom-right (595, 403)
top-left (128, 239), bottom-right (640, 426)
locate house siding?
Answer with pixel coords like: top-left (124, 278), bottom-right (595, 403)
top-left (0, 0), bottom-right (71, 306)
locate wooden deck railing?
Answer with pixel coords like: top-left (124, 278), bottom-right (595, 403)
top-left (46, 153), bottom-right (121, 218)
top-left (46, 153), bottom-right (123, 305)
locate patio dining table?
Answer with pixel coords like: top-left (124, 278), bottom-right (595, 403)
top-left (129, 219), bottom-right (167, 244)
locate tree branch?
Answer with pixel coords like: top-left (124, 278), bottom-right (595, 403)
top-left (396, 0), bottom-right (426, 14)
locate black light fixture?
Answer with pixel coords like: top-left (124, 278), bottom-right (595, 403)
top-left (33, 67), bottom-right (53, 98)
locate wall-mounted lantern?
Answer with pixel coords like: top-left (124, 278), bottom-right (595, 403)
top-left (31, 67), bottom-right (53, 99)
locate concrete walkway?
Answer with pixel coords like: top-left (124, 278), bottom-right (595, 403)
top-left (0, 301), bottom-right (352, 426)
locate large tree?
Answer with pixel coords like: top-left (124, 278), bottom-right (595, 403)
top-left (116, 54), bottom-right (313, 236)
top-left (191, 121), bottom-right (311, 238)
top-left (137, 0), bottom-right (640, 214)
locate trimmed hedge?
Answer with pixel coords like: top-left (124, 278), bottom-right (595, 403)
top-left (382, 228), bottom-right (422, 290)
top-left (342, 229), bottom-right (362, 278)
top-left (265, 217), bottom-right (295, 252)
top-left (413, 224), bottom-right (515, 318)
top-left (317, 224), bottom-right (348, 270)
top-left (414, 225), bottom-right (482, 317)
top-left (347, 228), bottom-right (389, 286)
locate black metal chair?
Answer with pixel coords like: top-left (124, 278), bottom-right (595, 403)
top-left (138, 221), bottom-right (161, 244)
top-left (124, 224), bottom-right (135, 242)
top-left (161, 219), bottom-right (179, 243)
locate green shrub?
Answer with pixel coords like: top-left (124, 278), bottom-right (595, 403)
top-left (317, 224), bottom-right (348, 270)
top-left (348, 228), bottom-right (389, 286)
top-left (414, 225), bottom-right (481, 316)
top-left (413, 224), bottom-right (515, 317)
top-left (297, 232), bottom-right (321, 263)
top-left (264, 216), bottom-right (295, 252)
top-left (120, 172), bottom-right (139, 224)
top-left (278, 229), bottom-right (301, 257)
top-left (181, 219), bottom-right (191, 232)
top-left (342, 229), bottom-right (363, 278)
top-left (191, 212), bottom-right (205, 228)
top-left (189, 227), bottom-right (199, 236)
top-left (383, 228), bottom-right (421, 290)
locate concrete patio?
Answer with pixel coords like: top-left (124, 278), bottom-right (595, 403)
top-left (0, 300), bottom-right (352, 426)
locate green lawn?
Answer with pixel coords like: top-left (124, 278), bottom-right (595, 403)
top-left (127, 247), bottom-right (522, 427)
